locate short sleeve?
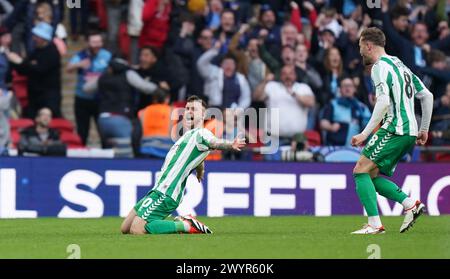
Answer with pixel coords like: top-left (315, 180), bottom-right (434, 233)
top-left (264, 81), bottom-right (276, 100)
top-left (412, 73), bottom-right (430, 95)
top-left (293, 83), bottom-right (314, 97)
top-left (197, 128), bottom-right (217, 151)
top-left (321, 104), bottom-right (333, 122)
top-left (69, 54), bottom-right (81, 65)
top-left (371, 61), bottom-right (390, 98)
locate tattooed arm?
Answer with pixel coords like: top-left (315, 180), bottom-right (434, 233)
top-left (209, 136), bottom-right (246, 151)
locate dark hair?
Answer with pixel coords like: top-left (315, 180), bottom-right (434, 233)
top-left (339, 76), bottom-right (354, 85)
top-left (221, 9), bottom-right (235, 18)
top-left (390, 5), bottom-right (410, 20)
top-left (140, 45), bottom-right (161, 59)
top-left (322, 7), bottom-right (337, 17)
top-left (413, 21), bottom-right (429, 32)
top-left (153, 88), bottom-right (170, 104)
top-left (180, 12), bottom-right (195, 24)
top-left (323, 47), bottom-right (343, 75)
top-left (360, 27), bottom-right (386, 47)
top-left (221, 52), bottom-right (237, 64)
top-left (282, 45), bottom-right (295, 53)
top-left (428, 49), bottom-right (446, 64)
top-left (86, 30), bottom-right (103, 40)
top-left (187, 95), bottom-right (207, 109)
top-left (109, 57), bottom-right (129, 74)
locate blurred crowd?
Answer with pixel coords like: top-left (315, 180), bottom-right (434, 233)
top-left (0, 0), bottom-right (449, 160)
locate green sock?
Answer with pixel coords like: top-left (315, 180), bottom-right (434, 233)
top-left (372, 176), bottom-right (408, 203)
top-left (354, 173), bottom-right (379, 217)
top-left (145, 220), bottom-right (186, 234)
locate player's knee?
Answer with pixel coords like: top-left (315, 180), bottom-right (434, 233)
top-left (130, 217), bottom-right (147, 235)
top-left (120, 223), bottom-right (130, 234)
top-left (353, 159), bottom-right (373, 174)
top-left (353, 162), bottom-right (366, 174)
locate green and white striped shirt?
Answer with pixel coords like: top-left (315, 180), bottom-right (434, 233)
top-left (152, 128), bottom-right (216, 203)
top-left (372, 55), bottom-right (430, 136)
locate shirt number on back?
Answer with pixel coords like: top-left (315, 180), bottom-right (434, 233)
top-left (403, 72), bottom-right (413, 99)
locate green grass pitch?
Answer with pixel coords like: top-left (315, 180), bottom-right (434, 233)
top-left (0, 216), bottom-right (449, 259)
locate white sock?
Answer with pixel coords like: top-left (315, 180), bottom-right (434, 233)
top-left (402, 198), bottom-right (416, 210)
top-left (368, 216), bottom-right (382, 228)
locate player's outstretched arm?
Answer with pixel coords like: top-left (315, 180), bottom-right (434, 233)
top-left (351, 94), bottom-right (390, 147)
top-left (209, 136), bottom-right (246, 152)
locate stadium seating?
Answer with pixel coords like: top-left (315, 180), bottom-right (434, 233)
top-left (59, 131), bottom-right (84, 148)
top-left (10, 130), bottom-right (21, 147)
top-left (11, 71), bottom-right (28, 109)
top-left (9, 118), bottom-right (34, 131)
top-left (304, 130), bottom-right (321, 146)
top-left (49, 118), bottom-right (75, 133)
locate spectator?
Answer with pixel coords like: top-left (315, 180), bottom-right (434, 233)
top-left (214, 9), bottom-right (237, 55)
top-left (18, 107), bottom-right (66, 156)
top-left (294, 43), bottom-right (322, 94)
top-left (34, 1), bottom-right (67, 56)
top-left (381, 0), bottom-right (450, 74)
top-left (0, 88), bottom-right (11, 149)
top-left (437, 20), bottom-right (450, 40)
top-left (206, 0), bottom-right (224, 31)
top-left (313, 28), bottom-right (336, 63)
top-left (135, 46), bottom-right (171, 110)
top-left (197, 41), bottom-right (251, 109)
top-left (69, 0), bottom-right (90, 41)
top-left (0, 0), bottom-right (13, 24)
top-left (250, 5), bottom-right (281, 59)
top-left (4, 0), bottom-right (42, 54)
top-left (136, 89), bottom-right (174, 158)
top-left (259, 44), bottom-right (295, 78)
top-left (290, 1), bottom-right (318, 41)
top-left (254, 65), bottom-right (315, 143)
top-left (336, 19), bottom-right (363, 75)
top-left (5, 0), bottom-right (64, 55)
top-left (409, 0), bottom-right (447, 40)
top-left (320, 77), bottom-right (371, 146)
top-left (67, 31), bottom-right (112, 146)
top-left (431, 82), bottom-right (450, 145)
top-left (228, 23), bottom-right (251, 76)
top-left (422, 49), bottom-right (450, 99)
top-left (315, 7), bottom-right (343, 38)
top-left (6, 22), bottom-right (62, 118)
top-left (173, 26), bottom-right (213, 99)
top-left (247, 37), bottom-right (267, 92)
top-left (385, 5), bottom-right (410, 58)
top-left (127, 0), bottom-right (144, 64)
top-left (139, 0), bottom-right (172, 50)
top-left (0, 26), bottom-right (11, 92)
top-left (83, 58), bottom-right (158, 158)
top-left (281, 22), bottom-right (299, 49)
top-left (319, 47), bottom-right (346, 106)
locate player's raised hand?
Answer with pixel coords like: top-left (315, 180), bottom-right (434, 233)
top-left (416, 131), bottom-right (428, 145)
top-left (351, 133), bottom-right (368, 147)
top-left (232, 135), bottom-right (246, 151)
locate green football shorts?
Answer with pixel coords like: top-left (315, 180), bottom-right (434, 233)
top-left (362, 128), bottom-right (416, 177)
top-left (134, 190), bottom-right (178, 222)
